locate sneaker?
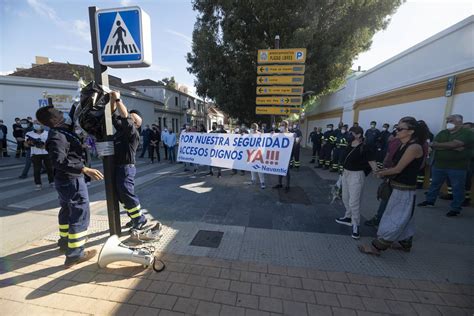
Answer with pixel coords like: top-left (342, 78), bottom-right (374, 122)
top-left (261, 183), bottom-right (266, 189)
top-left (335, 217), bottom-right (352, 226)
top-left (417, 201), bottom-right (434, 207)
top-left (272, 184), bottom-right (283, 189)
top-left (18, 175), bottom-right (27, 179)
top-left (35, 184), bottom-right (42, 191)
top-left (364, 216), bottom-right (379, 227)
top-left (446, 210), bottom-right (460, 217)
top-left (309, 160), bottom-right (315, 163)
top-left (64, 249), bottom-right (97, 268)
top-left (352, 225), bottom-right (360, 240)
top-left (131, 218), bottom-right (148, 230)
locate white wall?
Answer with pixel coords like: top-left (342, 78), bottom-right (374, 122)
top-left (356, 16), bottom-right (474, 100)
top-left (358, 97), bottom-right (447, 135)
top-left (452, 92), bottom-right (474, 123)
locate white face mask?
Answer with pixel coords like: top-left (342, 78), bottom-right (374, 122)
top-left (279, 125), bottom-right (285, 130)
top-left (235, 128), bottom-right (240, 133)
top-left (341, 130), bottom-right (346, 134)
top-left (382, 127), bottom-right (387, 131)
top-left (327, 128), bottom-right (332, 131)
top-left (250, 128), bottom-right (255, 133)
top-left (293, 125), bottom-right (297, 129)
top-left (446, 123), bottom-right (456, 130)
top-left (371, 124), bottom-right (376, 128)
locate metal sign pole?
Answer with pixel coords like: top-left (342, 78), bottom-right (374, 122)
top-left (88, 6), bottom-right (121, 236)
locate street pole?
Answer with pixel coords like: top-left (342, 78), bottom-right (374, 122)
top-left (88, 6), bottom-right (121, 236)
top-left (272, 35), bottom-right (280, 127)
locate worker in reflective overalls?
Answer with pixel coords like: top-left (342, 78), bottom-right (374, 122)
top-left (110, 91), bottom-right (148, 230)
top-left (36, 105), bottom-right (103, 268)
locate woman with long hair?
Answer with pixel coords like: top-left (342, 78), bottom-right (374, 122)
top-left (359, 116), bottom-right (428, 255)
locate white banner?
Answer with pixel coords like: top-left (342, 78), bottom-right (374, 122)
top-left (177, 132), bottom-right (295, 176)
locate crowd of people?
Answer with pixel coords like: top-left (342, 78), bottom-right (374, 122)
top-left (307, 115), bottom-right (473, 255)
top-left (1, 106), bottom-right (472, 262)
top-left (0, 116), bottom-right (97, 189)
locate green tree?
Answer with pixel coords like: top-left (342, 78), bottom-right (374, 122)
top-left (161, 76), bottom-right (177, 89)
top-left (187, 0), bottom-right (404, 122)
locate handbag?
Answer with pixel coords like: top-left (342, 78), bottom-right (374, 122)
top-left (377, 179), bottom-right (393, 201)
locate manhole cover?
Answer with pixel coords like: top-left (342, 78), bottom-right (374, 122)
top-left (190, 230), bottom-right (224, 248)
top-left (278, 186), bottom-right (312, 205)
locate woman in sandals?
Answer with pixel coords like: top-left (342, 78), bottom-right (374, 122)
top-left (359, 117), bottom-right (428, 256)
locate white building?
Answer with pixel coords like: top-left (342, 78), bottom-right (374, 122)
top-left (300, 15), bottom-right (474, 147)
top-left (126, 79), bottom-right (207, 131)
top-left (0, 59), bottom-right (206, 141)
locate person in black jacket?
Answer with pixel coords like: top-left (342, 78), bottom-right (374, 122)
top-left (36, 105), bottom-right (103, 268)
top-left (110, 91), bottom-right (148, 230)
top-left (308, 127), bottom-right (322, 164)
top-left (0, 119), bottom-right (9, 157)
top-left (13, 117), bottom-right (26, 158)
top-left (149, 124), bottom-right (161, 163)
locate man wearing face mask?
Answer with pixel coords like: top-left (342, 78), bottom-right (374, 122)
top-left (308, 127), bottom-right (322, 164)
top-left (36, 105), bottom-right (103, 267)
top-left (289, 123), bottom-right (302, 170)
top-left (18, 119), bottom-right (34, 178)
top-left (332, 124), bottom-right (350, 173)
top-left (319, 124), bottom-right (337, 169)
top-left (364, 121), bottom-right (381, 154)
top-left (418, 114), bottom-right (474, 217)
top-left (110, 91), bottom-right (149, 229)
top-left (13, 117), bottom-right (26, 158)
top-left (161, 126), bottom-right (169, 160)
top-left (25, 121), bottom-right (54, 190)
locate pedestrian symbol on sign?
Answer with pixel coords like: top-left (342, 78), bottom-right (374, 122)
top-left (102, 13), bottom-right (140, 56)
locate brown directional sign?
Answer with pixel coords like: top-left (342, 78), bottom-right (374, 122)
top-left (257, 48), bottom-right (306, 64)
top-left (257, 65), bottom-right (305, 75)
top-left (256, 106), bottom-right (302, 115)
top-left (256, 86), bottom-right (303, 95)
top-left (256, 96), bottom-right (303, 106)
top-left (257, 75), bottom-right (304, 85)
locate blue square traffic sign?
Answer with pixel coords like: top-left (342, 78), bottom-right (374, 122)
top-left (95, 6), bottom-right (152, 68)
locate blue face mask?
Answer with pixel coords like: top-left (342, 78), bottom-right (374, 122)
top-left (33, 124), bottom-right (42, 130)
top-left (63, 112), bottom-right (72, 125)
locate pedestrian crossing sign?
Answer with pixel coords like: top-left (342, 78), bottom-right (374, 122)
top-left (95, 6), bottom-right (152, 68)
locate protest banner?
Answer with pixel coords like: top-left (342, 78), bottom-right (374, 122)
top-left (177, 132), bottom-right (295, 176)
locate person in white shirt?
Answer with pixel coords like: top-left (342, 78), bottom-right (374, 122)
top-left (25, 121), bottom-right (54, 190)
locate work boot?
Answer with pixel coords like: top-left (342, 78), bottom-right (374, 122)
top-left (309, 159), bottom-right (315, 163)
top-left (64, 249), bottom-right (97, 268)
top-left (272, 184), bottom-right (283, 189)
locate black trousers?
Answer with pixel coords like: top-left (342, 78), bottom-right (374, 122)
top-left (311, 143), bottom-right (321, 159)
top-left (149, 144), bottom-right (161, 162)
top-left (278, 166), bottom-right (291, 188)
top-left (16, 140), bottom-right (25, 157)
top-left (31, 154), bottom-right (54, 185)
top-left (320, 144), bottom-right (334, 167)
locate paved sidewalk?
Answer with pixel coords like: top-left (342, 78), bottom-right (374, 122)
top-left (1, 236), bottom-right (473, 316)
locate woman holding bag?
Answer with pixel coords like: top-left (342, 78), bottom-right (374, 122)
top-left (359, 117), bottom-right (428, 256)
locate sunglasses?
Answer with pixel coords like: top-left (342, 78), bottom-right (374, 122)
top-left (395, 127), bottom-right (410, 132)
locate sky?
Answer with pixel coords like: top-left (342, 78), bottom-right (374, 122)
top-left (0, 0), bottom-right (473, 96)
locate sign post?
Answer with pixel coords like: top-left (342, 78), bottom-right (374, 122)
top-left (256, 36), bottom-right (307, 120)
top-left (88, 6), bottom-right (121, 236)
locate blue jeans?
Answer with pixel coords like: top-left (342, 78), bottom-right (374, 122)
top-left (168, 146), bottom-right (176, 163)
top-left (426, 167), bottom-right (467, 212)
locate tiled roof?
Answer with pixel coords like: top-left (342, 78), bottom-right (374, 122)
top-left (8, 62), bottom-right (137, 92)
top-left (125, 79), bottom-right (163, 87)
